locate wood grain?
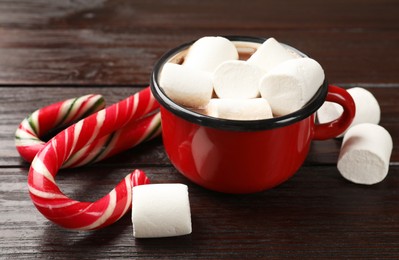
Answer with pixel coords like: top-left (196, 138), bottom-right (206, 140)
top-left (1, 0), bottom-right (398, 30)
top-left (0, 0), bottom-right (398, 84)
top-left (1, 1), bottom-right (399, 259)
top-left (2, 166), bottom-right (399, 259)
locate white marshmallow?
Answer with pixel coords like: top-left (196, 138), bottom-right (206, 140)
top-left (213, 60), bottom-right (264, 99)
top-left (259, 57), bottom-right (325, 116)
top-left (132, 184), bottom-right (192, 238)
top-left (317, 87), bottom-right (381, 137)
top-left (183, 36), bottom-right (239, 73)
top-left (159, 63), bottom-right (213, 108)
top-left (247, 37), bottom-right (298, 72)
top-left (337, 123), bottom-right (393, 185)
top-left (207, 98), bottom-right (273, 120)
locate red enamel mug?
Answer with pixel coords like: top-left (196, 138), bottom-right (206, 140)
top-left (150, 36), bottom-right (355, 194)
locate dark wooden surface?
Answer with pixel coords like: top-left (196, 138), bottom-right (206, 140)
top-left (1, 1), bottom-right (398, 259)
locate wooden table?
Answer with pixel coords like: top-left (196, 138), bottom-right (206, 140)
top-left (1, 1), bottom-right (398, 259)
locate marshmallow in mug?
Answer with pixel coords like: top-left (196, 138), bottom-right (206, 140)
top-left (317, 87), bottom-right (381, 137)
top-left (132, 184), bottom-right (192, 238)
top-left (212, 38), bottom-right (299, 99)
top-left (259, 57), bottom-right (325, 116)
top-left (207, 98), bottom-right (273, 120)
top-left (337, 123), bottom-right (393, 185)
top-left (159, 36), bottom-right (325, 119)
top-left (247, 37), bottom-right (299, 72)
top-left (213, 60), bottom-right (264, 99)
top-left (159, 63), bottom-right (213, 108)
top-left (183, 36), bottom-right (239, 73)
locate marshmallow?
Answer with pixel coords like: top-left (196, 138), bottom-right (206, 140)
top-left (207, 98), bottom-right (273, 120)
top-left (259, 57), bottom-right (325, 116)
top-left (337, 123), bottom-right (393, 185)
top-left (159, 63), bottom-right (213, 108)
top-left (317, 87), bottom-right (381, 137)
top-left (247, 37), bottom-right (298, 72)
top-left (132, 184), bottom-right (192, 238)
top-left (213, 60), bottom-right (264, 99)
top-left (183, 36), bottom-right (239, 73)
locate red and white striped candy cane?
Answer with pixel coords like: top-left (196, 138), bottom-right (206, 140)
top-left (22, 87), bottom-right (161, 230)
top-left (63, 112), bottom-right (161, 168)
top-left (15, 94), bottom-right (106, 162)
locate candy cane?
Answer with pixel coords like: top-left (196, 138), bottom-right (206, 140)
top-left (63, 112), bottom-right (161, 168)
top-left (15, 92), bottom-right (161, 169)
top-left (23, 87), bottom-right (161, 230)
top-left (15, 94), bottom-right (106, 162)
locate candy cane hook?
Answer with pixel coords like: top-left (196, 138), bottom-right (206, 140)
top-left (16, 87), bottom-right (161, 230)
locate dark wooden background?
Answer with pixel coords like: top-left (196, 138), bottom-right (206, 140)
top-left (1, 0), bottom-right (398, 259)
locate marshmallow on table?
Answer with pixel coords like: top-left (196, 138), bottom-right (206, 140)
top-left (337, 123), bottom-right (393, 185)
top-left (259, 57), bottom-right (325, 116)
top-left (183, 36), bottom-right (239, 73)
top-left (159, 63), bottom-right (213, 108)
top-left (317, 87), bottom-right (381, 137)
top-left (213, 60), bottom-right (264, 99)
top-left (132, 184), bottom-right (192, 238)
top-left (247, 37), bottom-right (298, 72)
top-left (207, 98), bottom-right (273, 120)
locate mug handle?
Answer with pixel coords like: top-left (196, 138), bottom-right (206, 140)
top-left (313, 85), bottom-right (356, 140)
